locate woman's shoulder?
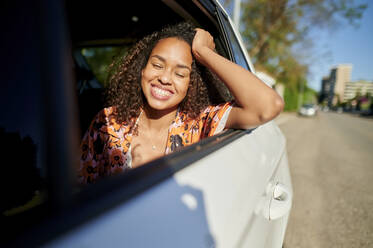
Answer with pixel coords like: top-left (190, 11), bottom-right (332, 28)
top-left (94, 106), bottom-right (122, 121)
top-left (174, 102), bottom-right (233, 128)
top-left (97, 106), bottom-right (117, 118)
top-left (91, 106), bottom-right (124, 131)
top-left (177, 102), bottom-right (234, 123)
top-left (200, 101), bottom-right (235, 117)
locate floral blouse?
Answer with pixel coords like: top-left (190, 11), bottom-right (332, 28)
top-left (79, 102), bottom-right (233, 184)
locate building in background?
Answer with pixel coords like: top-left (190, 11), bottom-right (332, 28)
top-left (319, 76), bottom-right (332, 105)
top-left (333, 64), bottom-right (352, 102)
top-left (344, 80), bottom-right (373, 101)
top-left (319, 64), bottom-right (352, 107)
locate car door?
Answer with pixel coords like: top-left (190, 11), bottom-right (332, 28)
top-left (212, 3), bottom-right (293, 246)
top-left (1, 0), bottom-right (292, 247)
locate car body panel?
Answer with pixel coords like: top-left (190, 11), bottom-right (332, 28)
top-left (45, 122), bottom-right (291, 248)
top-left (174, 121), bottom-right (291, 247)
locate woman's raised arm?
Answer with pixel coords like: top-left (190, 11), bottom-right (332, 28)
top-left (192, 28), bottom-right (284, 129)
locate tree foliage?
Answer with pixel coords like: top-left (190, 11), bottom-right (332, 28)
top-left (222, 0), bottom-right (366, 110)
top-left (239, 0), bottom-right (366, 77)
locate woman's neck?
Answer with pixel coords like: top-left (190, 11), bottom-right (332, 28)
top-left (141, 105), bottom-right (177, 132)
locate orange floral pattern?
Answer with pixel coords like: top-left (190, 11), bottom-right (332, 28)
top-left (78, 102), bottom-right (233, 184)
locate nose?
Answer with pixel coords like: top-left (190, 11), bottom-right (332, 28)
top-left (158, 69), bottom-right (172, 85)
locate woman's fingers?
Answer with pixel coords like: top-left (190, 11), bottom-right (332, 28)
top-left (193, 28), bottom-right (215, 50)
top-left (192, 28), bottom-right (215, 65)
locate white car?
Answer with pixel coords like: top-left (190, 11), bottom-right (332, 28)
top-left (1, 0), bottom-right (292, 247)
top-left (299, 104), bottom-right (318, 117)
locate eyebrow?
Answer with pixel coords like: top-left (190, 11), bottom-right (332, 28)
top-left (151, 55), bottom-right (191, 71)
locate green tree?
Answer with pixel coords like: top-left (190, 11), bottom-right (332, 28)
top-left (221, 0), bottom-right (366, 111)
top-left (240, 0), bottom-right (366, 69)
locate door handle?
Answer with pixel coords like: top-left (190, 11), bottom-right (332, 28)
top-left (259, 182), bottom-right (292, 221)
top-left (269, 182), bottom-right (292, 220)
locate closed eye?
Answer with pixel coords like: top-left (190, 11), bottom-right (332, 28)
top-left (175, 72), bottom-right (186, 78)
top-left (152, 63), bottom-right (163, 69)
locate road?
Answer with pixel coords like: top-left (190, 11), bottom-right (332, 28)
top-left (278, 111), bottom-right (373, 248)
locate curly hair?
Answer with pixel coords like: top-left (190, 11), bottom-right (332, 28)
top-left (105, 22), bottom-right (223, 129)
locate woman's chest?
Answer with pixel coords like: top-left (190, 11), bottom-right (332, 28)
top-left (105, 119), bottom-right (202, 169)
top-left (130, 134), bottom-right (166, 168)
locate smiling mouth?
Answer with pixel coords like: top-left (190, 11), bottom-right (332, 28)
top-left (150, 85), bottom-right (174, 100)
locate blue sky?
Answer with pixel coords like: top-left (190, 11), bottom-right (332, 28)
top-left (307, 1), bottom-right (373, 91)
top-left (220, 0), bottom-right (373, 92)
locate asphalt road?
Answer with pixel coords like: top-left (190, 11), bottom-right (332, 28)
top-left (278, 111), bottom-right (373, 248)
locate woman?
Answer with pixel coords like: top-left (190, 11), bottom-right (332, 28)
top-left (79, 22), bottom-right (284, 184)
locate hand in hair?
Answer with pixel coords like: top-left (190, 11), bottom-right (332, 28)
top-left (192, 28), bottom-right (215, 66)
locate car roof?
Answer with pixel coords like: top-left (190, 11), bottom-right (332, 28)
top-left (65, 0), bottom-right (218, 46)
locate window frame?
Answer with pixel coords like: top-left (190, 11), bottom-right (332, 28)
top-left (71, 0), bottom-right (254, 209)
top-left (216, 8), bottom-right (250, 70)
top-left (6, 0), bottom-right (256, 246)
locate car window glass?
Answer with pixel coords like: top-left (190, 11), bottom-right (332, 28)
top-left (71, 1), bottom-right (242, 190)
top-left (1, 72), bottom-right (47, 219)
top-left (1, 3), bottom-right (48, 241)
top-left (80, 46), bottom-right (128, 87)
top-left (219, 13), bottom-right (249, 70)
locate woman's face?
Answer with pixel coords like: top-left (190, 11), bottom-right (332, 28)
top-left (141, 37), bottom-right (193, 113)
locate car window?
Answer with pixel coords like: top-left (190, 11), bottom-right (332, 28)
top-left (303, 104), bottom-right (315, 108)
top-left (75, 41), bottom-right (234, 137)
top-left (80, 46), bottom-right (128, 87)
top-left (1, 3), bottom-right (49, 242)
top-left (69, 0), bottom-right (246, 188)
top-left (69, 0), bottom-right (250, 212)
top-left (217, 11), bottom-right (249, 70)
